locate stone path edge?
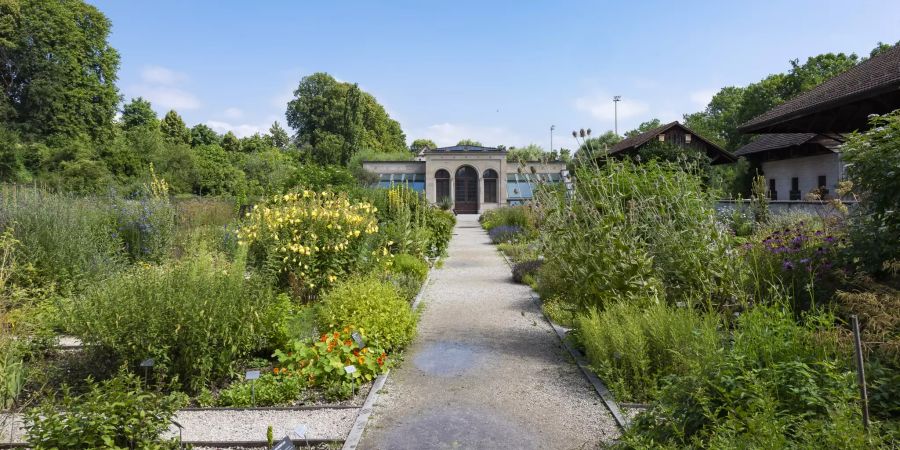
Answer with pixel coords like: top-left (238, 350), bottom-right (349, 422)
top-left (498, 251), bottom-right (630, 430)
top-left (340, 260), bottom-right (435, 450)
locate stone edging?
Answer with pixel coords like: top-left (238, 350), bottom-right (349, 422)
top-left (498, 251), bottom-right (630, 430)
top-left (340, 259), bottom-right (435, 450)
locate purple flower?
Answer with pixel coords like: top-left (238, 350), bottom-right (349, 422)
top-left (824, 236), bottom-right (835, 243)
top-left (800, 258), bottom-right (810, 264)
top-left (782, 260), bottom-right (794, 270)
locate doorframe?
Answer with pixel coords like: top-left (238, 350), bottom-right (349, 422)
top-left (453, 165), bottom-right (479, 214)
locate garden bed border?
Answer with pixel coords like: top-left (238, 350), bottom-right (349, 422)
top-left (499, 251), bottom-right (631, 430)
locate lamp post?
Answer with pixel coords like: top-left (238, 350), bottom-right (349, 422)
top-left (613, 96), bottom-right (621, 136)
top-left (550, 125), bottom-right (555, 151)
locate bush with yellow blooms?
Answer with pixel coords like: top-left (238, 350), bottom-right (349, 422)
top-left (239, 190), bottom-right (389, 300)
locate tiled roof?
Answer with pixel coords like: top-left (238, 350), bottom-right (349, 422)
top-left (608, 121), bottom-right (736, 162)
top-left (733, 133), bottom-right (818, 156)
top-left (739, 44), bottom-right (900, 133)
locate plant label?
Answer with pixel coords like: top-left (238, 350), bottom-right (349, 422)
top-left (344, 365), bottom-right (357, 374)
top-left (245, 370), bottom-right (260, 380)
top-left (273, 436), bottom-right (296, 450)
top-left (140, 358), bottom-right (154, 367)
top-left (351, 331), bottom-right (365, 348)
top-left (293, 424), bottom-right (308, 438)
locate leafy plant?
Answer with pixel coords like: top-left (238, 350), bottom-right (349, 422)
top-left (69, 249), bottom-right (292, 391)
top-left (217, 372), bottom-right (305, 407)
top-left (488, 225), bottom-right (524, 244)
top-left (317, 274), bottom-right (418, 351)
top-left (24, 371), bottom-right (183, 450)
top-left (239, 190), bottom-right (385, 300)
top-left (512, 259), bottom-right (542, 285)
top-left (274, 327), bottom-right (388, 399)
top-left (480, 206), bottom-right (536, 233)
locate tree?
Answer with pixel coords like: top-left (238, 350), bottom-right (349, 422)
top-left (624, 119), bottom-right (662, 138)
top-left (190, 124), bottom-right (219, 147)
top-left (456, 139), bottom-right (483, 146)
top-left (121, 97), bottom-right (158, 130)
top-left (159, 110), bottom-right (190, 145)
top-left (239, 133), bottom-right (273, 153)
top-left (575, 131), bottom-right (621, 161)
top-left (410, 138), bottom-right (436, 152)
top-left (506, 144), bottom-right (544, 164)
top-left (869, 41), bottom-right (899, 58)
top-left (1, 0), bottom-right (120, 142)
top-left (269, 121), bottom-right (290, 150)
top-left (285, 72), bottom-right (406, 165)
top-left (221, 131), bottom-right (241, 152)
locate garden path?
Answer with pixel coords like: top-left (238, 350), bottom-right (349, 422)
top-left (357, 214), bottom-right (618, 449)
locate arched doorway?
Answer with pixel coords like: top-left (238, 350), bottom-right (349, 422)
top-left (454, 166), bottom-right (478, 213)
top-left (435, 169), bottom-right (450, 203)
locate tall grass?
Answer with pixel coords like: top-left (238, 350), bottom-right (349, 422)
top-left (0, 185), bottom-right (124, 290)
top-left (577, 301), bottom-right (720, 402)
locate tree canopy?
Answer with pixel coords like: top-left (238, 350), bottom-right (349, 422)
top-left (456, 139), bottom-right (483, 146)
top-left (121, 97), bottom-right (158, 130)
top-left (160, 110), bottom-right (190, 145)
top-left (285, 72), bottom-right (406, 165)
top-left (0, 0), bottom-right (120, 142)
top-left (506, 144), bottom-right (544, 164)
top-left (624, 119), bottom-right (662, 138)
top-left (410, 138), bottom-right (436, 152)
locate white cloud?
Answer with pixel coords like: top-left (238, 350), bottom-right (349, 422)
top-left (131, 65), bottom-right (201, 111)
top-left (223, 107), bottom-right (243, 119)
top-left (689, 89), bottom-right (716, 107)
top-left (206, 120), bottom-right (267, 138)
top-left (417, 123), bottom-right (523, 148)
top-left (140, 65), bottom-right (187, 85)
top-left (139, 86), bottom-right (201, 110)
top-left (574, 93), bottom-right (650, 122)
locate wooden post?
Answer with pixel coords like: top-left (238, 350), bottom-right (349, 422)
top-left (850, 315), bottom-right (870, 430)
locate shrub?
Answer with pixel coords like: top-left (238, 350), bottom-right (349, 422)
top-left (488, 225), bottom-right (523, 244)
top-left (391, 254), bottom-right (428, 282)
top-left (535, 160), bottom-right (743, 311)
top-left (317, 275), bottom-right (418, 351)
top-left (239, 190), bottom-right (385, 300)
top-left (622, 303), bottom-right (864, 448)
top-left (480, 206), bottom-right (535, 232)
top-left (0, 185), bottom-right (124, 290)
top-left (842, 110), bottom-right (900, 274)
top-left (497, 241), bottom-right (539, 263)
top-left (577, 301), bottom-right (720, 402)
top-left (275, 327), bottom-right (388, 399)
top-left (110, 190), bottom-right (175, 263)
top-left (24, 371), bottom-right (183, 450)
top-left (512, 259), bottom-right (542, 284)
top-left (216, 372), bottom-right (305, 407)
top-left (69, 250), bottom-right (292, 391)
top-left (423, 208), bottom-right (455, 256)
top-left (0, 337), bottom-right (24, 409)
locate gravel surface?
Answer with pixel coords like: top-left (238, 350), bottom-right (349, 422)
top-left (359, 215), bottom-right (620, 449)
top-left (2, 408), bottom-right (357, 445)
top-left (165, 409), bottom-right (357, 442)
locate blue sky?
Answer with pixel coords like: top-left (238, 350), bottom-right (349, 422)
top-left (90, 0), bottom-right (900, 150)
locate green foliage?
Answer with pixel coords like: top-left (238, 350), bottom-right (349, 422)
top-left (456, 139), bottom-right (482, 146)
top-left (216, 372), bottom-right (305, 407)
top-left (111, 187), bottom-right (176, 263)
top-left (286, 72), bottom-right (406, 165)
top-left (291, 164), bottom-right (356, 191)
top-left (577, 302), bottom-right (720, 402)
top-left (269, 121), bottom-right (290, 150)
top-left (317, 274), bottom-right (418, 352)
top-left (842, 110), bottom-right (900, 274)
top-left (624, 118), bottom-right (662, 138)
top-left (24, 371), bottom-right (183, 450)
top-left (496, 241), bottom-right (539, 264)
top-left (536, 160), bottom-right (742, 311)
top-left (1, 0), bottom-right (120, 142)
top-left (69, 250), bottom-right (292, 391)
top-left (422, 208), bottom-right (455, 257)
top-left (387, 253), bottom-right (428, 300)
top-left (159, 110), bottom-right (190, 145)
top-left (479, 206), bottom-right (536, 233)
top-left (121, 97), bottom-right (158, 130)
top-left (409, 138), bottom-right (436, 152)
top-left (621, 304), bottom-right (867, 449)
top-left (275, 327), bottom-right (388, 399)
top-left (0, 336), bottom-right (24, 409)
top-left (190, 123), bottom-right (220, 147)
top-left (221, 131), bottom-right (241, 152)
top-left (575, 131), bottom-right (621, 162)
top-left (506, 144), bottom-right (545, 164)
top-left (0, 185), bottom-right (124, 290)
top-left (750, 173), bottom-right (771, 223)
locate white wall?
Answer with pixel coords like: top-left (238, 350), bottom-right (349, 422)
top-left (762, 153), bottom-right (843, 200)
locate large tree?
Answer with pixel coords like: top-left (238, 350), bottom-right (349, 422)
top-left (160, 110), bottom-right (190, 145)
top-left (121, 97), bottom-right (158, 130)
top-left (410, 138), bottom-right (436, 152)
top-left (190, 123), bottom-right (220, 147)
top-left (285, 72), bottom-right (406, 165)
top-left (0, 0), bottom-right (120, 142)
top-left (506, 144), bottom-right (544, 164)
top-left (269, 121), bottom-right (290, 150)
top-left (575, 131), bottom-right (621, 161)
top-left (624, 119), bottom-right (662, 138)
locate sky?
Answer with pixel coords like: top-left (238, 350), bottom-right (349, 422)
top-left (90, 0), bottom-right (900, 150)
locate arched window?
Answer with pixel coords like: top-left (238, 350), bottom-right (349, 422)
top-left (435, 169), bottom-right (450, 202)
top-left (483, 169), bottom-right (498, 203)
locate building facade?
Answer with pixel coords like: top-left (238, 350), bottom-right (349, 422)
top-left (363, 145), bottom-right (567, 214)
top-left (734, 133), bottom-right (844, 200)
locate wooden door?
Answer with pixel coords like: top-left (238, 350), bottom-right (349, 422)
top-left (454, 166), bottom-right (478, 213)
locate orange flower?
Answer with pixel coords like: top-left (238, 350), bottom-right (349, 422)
top-left (273, 368), bottom-right (279, 375)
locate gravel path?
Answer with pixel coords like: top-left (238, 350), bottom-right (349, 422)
top-left (358, 215), bottom-right (619, 449)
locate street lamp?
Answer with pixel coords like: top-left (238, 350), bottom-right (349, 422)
top-left (550, 125), bottom-right (555, 151)
top-left (613, 96), bottom-right (621, 136)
